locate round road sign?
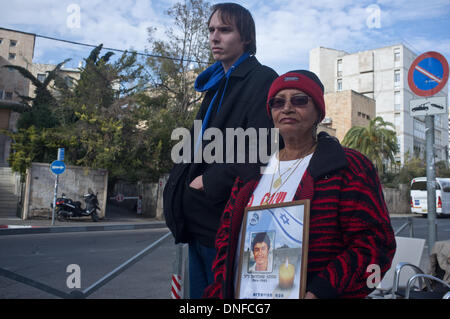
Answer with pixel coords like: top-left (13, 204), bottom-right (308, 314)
top-left (408, 51), bottom-right (449, 97)
top-left (115, 193), bottom-right (125, 202)
top-left (50, 160), bottom-right (66, 175)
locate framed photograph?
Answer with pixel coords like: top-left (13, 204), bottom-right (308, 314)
top-left (235, 200), bottom-right (310, 299)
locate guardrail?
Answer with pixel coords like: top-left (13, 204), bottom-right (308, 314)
top-left (0, 231), bottom-right (173, 298)
top-left (394, 217), bottom-right (415, 237)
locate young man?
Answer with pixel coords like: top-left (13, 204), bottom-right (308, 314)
top-left (249, 233), bottom-right (271, 273)
top-left (163, 3), bottom-right (278, 298)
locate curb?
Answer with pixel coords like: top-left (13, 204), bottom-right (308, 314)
top-left (0, 222), bottom-right (168, 236)
top-left (0, 225), bottom-right (39, 229)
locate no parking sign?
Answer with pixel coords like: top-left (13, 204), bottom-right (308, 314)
top-left (408, 51), bottom-right (449, 97)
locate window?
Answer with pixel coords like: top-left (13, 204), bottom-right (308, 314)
top-left (394, 113), bottom-right (401, 128)
top-left (357, 111), bottom-right (371, 120)
top-left (411, 180), bottom-right (442, 190)
top-left (4, 92), bottom-right (13, 100)
top-left (0, 90), bottom-right (3, 99)
top-left (337, 59), bottom-right (343, 77)
top-left (436, 130), bottom-right (442, 145)
top-left (10, 40), bottom-right (17, 47)
top-left (411, 181), bottom-right (427, 191)
top-left (337, 79), bottom-right (342, 91)
top-left (394, 49), bottom-right (400, 62)
top-left (413, 144), bottom-right (423, 157)
top-left (413, 119), bottom-right (425, 140)
top-left (37, 73), bottom-right (47, 83)
top-left (0, 38), bottom-right (3, 44)
top-left (8, 53), bottom-right (16, 60)
top-left (441, 182), bottom-right (450, 193)
top-left (394, 70), bottom-right (400, 87)
top-left (394, 91), bottom-right (401, 111)
top-left (435, 115), bottom-right (442, 128)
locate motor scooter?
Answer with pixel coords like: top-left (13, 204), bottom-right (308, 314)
top-left (53, 189), bottom-right (100, 222)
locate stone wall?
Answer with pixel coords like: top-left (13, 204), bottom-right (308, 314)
top-left (23, 163), bottom-right (108, 219)
top-left (111, 181), bottom-right (160, 218)
top-left (111, 174), bottom-right (169, 219)
top-left (382, 184), bottom-right (410, 214)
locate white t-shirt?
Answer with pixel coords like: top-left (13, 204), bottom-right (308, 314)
top-left (233, 151), bottom-right (313, 293)
top-left (247, 152), bottom-right (313, 207)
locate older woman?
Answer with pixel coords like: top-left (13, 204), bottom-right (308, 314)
top-left (203, 70), bottom-right (396, 299)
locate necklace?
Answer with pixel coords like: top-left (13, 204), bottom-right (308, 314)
top-left (262, 143), bottom-right (317, 205)
top-left (273, 157), bottom-right (302, 189)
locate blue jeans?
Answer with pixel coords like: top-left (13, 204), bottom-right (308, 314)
top-left (188, 240), bottom-right (217, 299)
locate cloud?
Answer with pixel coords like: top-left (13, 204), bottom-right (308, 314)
top-left (1, 0), bottom-right (173, 55)
top-left (240, 0), bottom-right (450, 73)
top-left (1, 0), bottom-right (449, 74)
top-left (377, 0), bottom-right (450, 23)
top-left (246, 1), bottom-right (377, 72)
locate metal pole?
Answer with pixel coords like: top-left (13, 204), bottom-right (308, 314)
top-left (408, 217), bottom-right (414, 238)
top-left (425, 114), bottom-right (437, 254)
top-left (51, 174), bottom-right (59, 226)
top-left (172, 243), bottom-right (188, 299)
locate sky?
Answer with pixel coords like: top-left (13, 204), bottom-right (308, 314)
top-left (1, 0), bottom-right (450, 76)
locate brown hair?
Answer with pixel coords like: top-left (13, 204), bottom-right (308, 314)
top-left (208, 3), bottom-right (257, 55)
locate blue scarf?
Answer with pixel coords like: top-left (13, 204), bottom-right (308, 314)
top-left (194, 52), bottom-right (250, 153)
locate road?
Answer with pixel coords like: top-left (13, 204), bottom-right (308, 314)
top-left (0, 228), bottom-right (176, 299)
top-left (0, 215), bottom-right (449, 299)
top-left (391, 215), bottom-right (450, 242)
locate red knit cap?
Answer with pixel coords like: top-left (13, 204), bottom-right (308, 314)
top-left (266, 70), bottom-right (326, 122)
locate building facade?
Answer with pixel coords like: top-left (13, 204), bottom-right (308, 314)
top-left (0, 28), bottom-right (81, 166)
top-left (28, 62), bottom-right (80, 98)
top-left (310, 45), bottom-right (449, 165)
top-left (322, 90), bottom-right (375, 142)
top-left (0, 28), bottom-right (36, 165)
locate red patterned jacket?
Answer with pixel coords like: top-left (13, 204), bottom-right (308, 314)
top-left (203, 133), bottom-right (396, 299)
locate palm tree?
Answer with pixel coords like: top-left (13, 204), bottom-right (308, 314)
top-left (342, 116), bottom-right (399, 174)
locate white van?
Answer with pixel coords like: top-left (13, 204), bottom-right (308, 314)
top-left (410, 177), bottom-right (450, 217)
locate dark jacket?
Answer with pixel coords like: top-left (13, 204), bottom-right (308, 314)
top-left (204, 132), bottom-right (397, 298)
top-left (163, 56), bottom-right (278, 247)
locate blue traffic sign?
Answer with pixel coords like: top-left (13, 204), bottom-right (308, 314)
top-left (414, 58), bottom-right (442, 90)
top-left (58, 148), bottom-right (65, 161)
top-left (50, 160), bottom-right (66, 175)
top-left (408, 51), bottom-right (449, 97)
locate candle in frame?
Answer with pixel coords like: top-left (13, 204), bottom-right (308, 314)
top-left (279, 257), bottom-right (295, 289)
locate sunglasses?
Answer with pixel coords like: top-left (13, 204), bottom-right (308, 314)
top-left (268, 95), bottom-right (310, 109)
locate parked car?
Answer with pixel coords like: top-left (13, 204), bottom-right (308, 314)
top-left (410, 177), bottom-right (450, 217)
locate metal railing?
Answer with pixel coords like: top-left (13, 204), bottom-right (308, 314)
top-left (394, 217), bottom-right (415, 237)
top-left (0, 231), bottom-right (172, 298)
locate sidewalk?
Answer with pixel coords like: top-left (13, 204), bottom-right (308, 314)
top-left (0, 207), bottom-right (413, 236)
top-left (0, 204), bottom-right (167, 236)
